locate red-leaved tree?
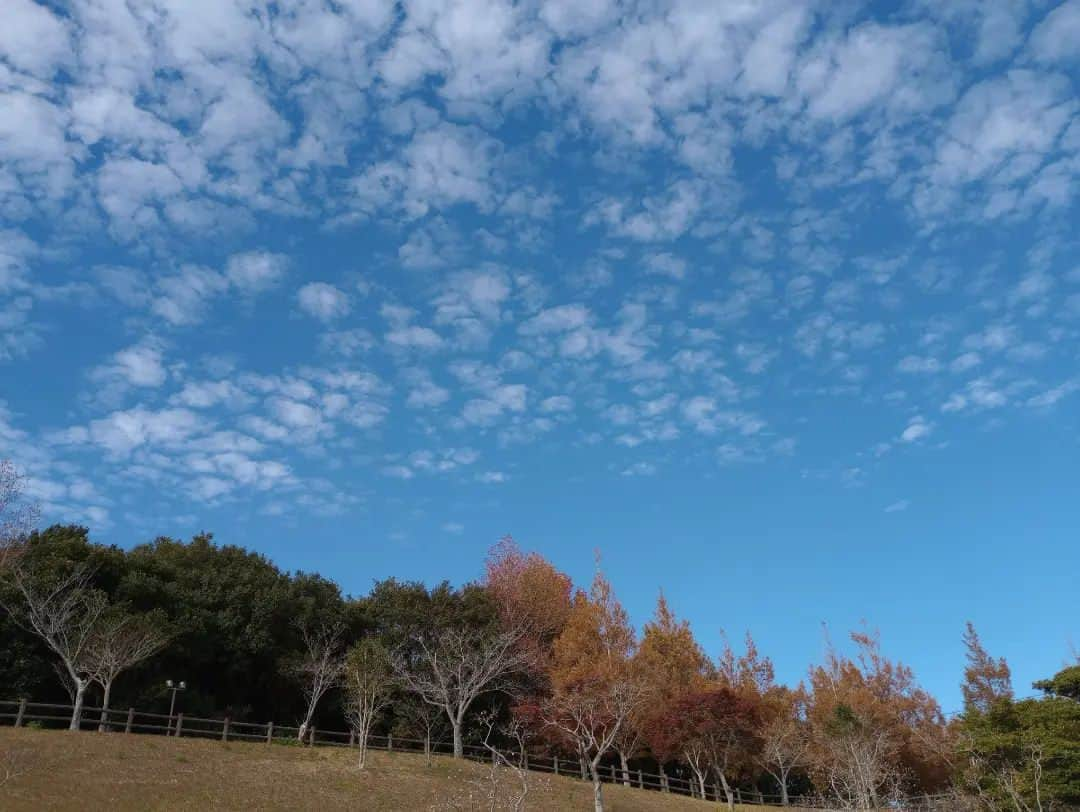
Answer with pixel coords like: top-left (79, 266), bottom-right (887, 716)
top-left (646, 686), bottom-right (761, 809)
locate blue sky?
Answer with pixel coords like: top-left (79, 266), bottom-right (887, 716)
top-left (2, 0), bottom-right (1078, 712)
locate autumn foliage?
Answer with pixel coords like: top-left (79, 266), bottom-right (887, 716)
top-left (485, 541), bottom-right (962, 810)
top-left (8, 520), bottom-right (1067, 810)
top-left (484, 535), bottom-right (573, 671)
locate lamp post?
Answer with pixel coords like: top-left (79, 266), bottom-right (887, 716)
top-left (166, 679), bottom-right (186, 735)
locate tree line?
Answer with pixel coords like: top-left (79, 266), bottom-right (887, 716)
top-left (0, 468), bottom-right (1076, 811)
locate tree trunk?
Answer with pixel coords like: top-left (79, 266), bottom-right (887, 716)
top-left (717, 769), bottom-right (735, 810)
top-left (357, 723), bottom-right (369, 769)
top-left (618, 751), bottom-right (631, 787)
top-left (424, 730), bottom-right (432, 766)
top-left (690, 767), bottom-right (706, 800)
top-left (779, 768), bottom-right (790, 807)
top-left (98, 680), bottom-right (113, 732)
top-left (451, 716), bottom-right (463, 759)
top-left (70, 677), bottom-right (87, 731)
top-left (297, 720), bottom-right (309, 743)
top-left (589, 763), bottom-right (605, 812)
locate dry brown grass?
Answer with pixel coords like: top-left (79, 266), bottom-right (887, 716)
top-left (0, 727), bottom-right (796, 811)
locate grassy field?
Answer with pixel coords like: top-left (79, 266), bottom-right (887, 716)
top-left (0, 727), bottom-right (794, 811)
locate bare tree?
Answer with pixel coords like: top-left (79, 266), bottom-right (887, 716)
top-left (86, 611), bottom-right (169, 731)
top-left (612, 712), bottom-right (644, 787)
top-left (394, 626), bottom-right (528, 759)
top-left (397, 694), bottom-right (449, 766)
top-left (289, 620), bottom-right (346, 742)
top-left (956, 738), bottom-right (1049, 812)
top-left (540, 677), bottom-right (644, 812)
top-left (343, 638), bottom-right (394, 768)
top-left (759, 694), bottom-right (811, 806)
top-left (814, 708), bottom-right (903, 810)
top-left (1, 561), bottom-right (106, 730)
top-left (476, 712), bottom-right (531, 812)
top-left (0, 740), bottom-right (32, 789)
top-left (0, 459), bottom-right (37, 571)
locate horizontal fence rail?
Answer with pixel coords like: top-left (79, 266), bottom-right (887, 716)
top-left (0, 699), bottom-right (957, 810)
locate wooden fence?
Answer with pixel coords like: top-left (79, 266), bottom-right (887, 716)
top-left (0, 699), bottom-right (954, 810)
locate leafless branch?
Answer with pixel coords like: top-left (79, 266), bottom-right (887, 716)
top-left (87, 612), bottom-right (169, 730)
top-left (476, 712), bottom-right (531, 812)
top-left (343, 638), bottom-right (394, 768)
top-left (0, 741), bottom-right (32, 788)
top-left (0, 459), bottom-right (38, 572)
top-left (393, 625), bottom-right (530, 759)
top-left (289, 620), bottom-right (346, 741)
top-left (539, 676), bottom-right (645, 812)
top-left (2, 559), bottom-right (106, 729)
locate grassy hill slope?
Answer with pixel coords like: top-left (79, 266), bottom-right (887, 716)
top-left (0, 728), bottom-right (791, 811)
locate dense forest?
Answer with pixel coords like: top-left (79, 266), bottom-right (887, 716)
top-left (1, 521), bottom-right (1077, 811)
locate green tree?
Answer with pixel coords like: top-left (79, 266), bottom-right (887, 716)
top-left (958, 664), bottom-right (1080, 808)
top-left (1033, 664), bottom-right (1080, 702)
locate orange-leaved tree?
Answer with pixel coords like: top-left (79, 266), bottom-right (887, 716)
top-left (805, 629), bottom-right (949, 808)
top-left (542, 565), bottom-right (641, 812)
top-left (960, 621), bottom-right (1013, 714)
top-left (716, 630), bottom-right (775, 698)
top-left (485, 535), bottom-right (573, 674)
top-left (634, 592), bottom-right (713, 786)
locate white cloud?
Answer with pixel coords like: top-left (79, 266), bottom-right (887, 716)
top-left (173, 380), bottom-right (252, 410)
top-left (918, 70), bottom-right (1078, 218)
top-left (226, 251), bottom-right (289, 292)
top-left (297, 282), bottom-right (351, 321)
top-left (386, 325), bottom-right (445, 351)
top-left (897, 355), bottom-right (942, 374)
top-left (63, 407), bottom-right (206, 457)
top-left (0, 0), bottom-right (72, 78)
top-left (797, 22), bottom-right (951, 121)
top-left (884, 499), bottom-right (910, 513)
top-left (519, 304), bottom-right (590, 335)
top-left (152, 267), bottom-right (229, 326)
top-left (643, 252), bottom-right (687, 280)
top-left (91, 340), bottom-right (168, 389)
top-left (941, 378), bottom-right (1009, 413)
top-left (539, 395), bottom-right (574, 413)
top-left (1027, 379), bottom-right (1079, 408)
top-left (1029, 0), bottom-right (1080, 65)
top-left (899, 416), bottom-right (933, 443)
top-left (589, 180), bottom-right (704, 241)
top-left (404, 371), bottom-right (450, 409)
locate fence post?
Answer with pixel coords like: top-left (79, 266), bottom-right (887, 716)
top-left (349, 730), bottom-right (355, 747)
top-left (14, 698), bottom-right (27, 728)
top-left (638, 769), bottom-right (643, 789)
top-left (308, 725), bottom-right (315, 746)
top-left (125, 708), bottom-right (135, 734)
top-left (266, 722), bottom-right (274, 744)
top-left (553, 755), bottom-right (559, 775)
top-left (222, 717), bottom-right (230, 742)
top-left (387, 734), bottom-right (393, 752)
top-left (175, 713), bottom-right (183, 738)
top-left (660, 765), bottom-right (669, 793)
